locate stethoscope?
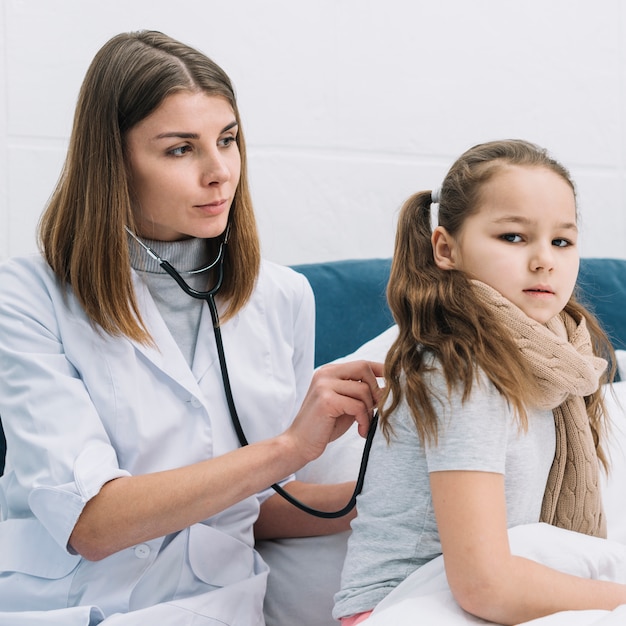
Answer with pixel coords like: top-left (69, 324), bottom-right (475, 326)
top-left (127, 225), bottom-right (378, 518)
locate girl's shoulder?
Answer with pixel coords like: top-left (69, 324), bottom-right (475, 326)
top-left (419, 350), bottom-right (503, 406)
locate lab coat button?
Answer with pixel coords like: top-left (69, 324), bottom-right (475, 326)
top-left (134, 544), bottom-right (150, 559)
top-left (190, 396), bottom-right (202, 408)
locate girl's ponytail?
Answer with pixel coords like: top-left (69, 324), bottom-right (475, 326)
top-left (382, 190), bottom-right (446, 442)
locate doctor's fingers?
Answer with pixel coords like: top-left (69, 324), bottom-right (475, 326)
top-left (304, 374), bottom-right (379, 438)
top-left (295, 384), bottom-right (371, 446)
top-left (315, 360), bottom-right (384, 405)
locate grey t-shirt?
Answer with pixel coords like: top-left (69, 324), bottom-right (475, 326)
top-left (333, 362), bottom-right (555, 619)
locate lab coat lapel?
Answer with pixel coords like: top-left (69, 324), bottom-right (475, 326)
top-left (129, 273), bottom-right (203, 398)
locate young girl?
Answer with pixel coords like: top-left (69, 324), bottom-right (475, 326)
top-left (333, 139), bottom-right (625, 625)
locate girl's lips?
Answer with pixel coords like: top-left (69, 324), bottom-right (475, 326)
top-left (525, 284), bottom-right (554, 293)
top-left (523, 288), bottom-right (555, 297)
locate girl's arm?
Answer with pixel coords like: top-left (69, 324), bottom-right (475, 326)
top-left (430, 470), bottom-right (626, 625)
top-left (70, 360), bottom-right (381, 561)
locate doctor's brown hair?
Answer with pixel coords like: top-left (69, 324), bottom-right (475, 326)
top-left (381, 139), bottom-right (614, 469)
top-left (38, 30), bottom-right (260, 342)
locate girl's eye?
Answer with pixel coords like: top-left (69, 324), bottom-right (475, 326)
top-left (501, 233), bottom-right (522, 243)
top-left (168, 145), bottom-right (192, 157)
top-left (553, 238), bottom-right (572, 248)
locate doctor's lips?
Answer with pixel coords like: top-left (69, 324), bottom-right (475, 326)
top-left (195, 199), bottom-right (230, 214)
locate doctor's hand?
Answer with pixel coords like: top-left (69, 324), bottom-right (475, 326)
top-left (285, 359), bottom-right (383, 465)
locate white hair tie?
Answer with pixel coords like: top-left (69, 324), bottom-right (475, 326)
top-left (431, 187), bottom-right (441, 204)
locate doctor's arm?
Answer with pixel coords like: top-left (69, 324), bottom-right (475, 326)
top-left (254, 479), bottom-right (357, 539)
top-left (430, 470), bottom-right (626, 625)
top-left (69, 360), bottom-right (382, 561)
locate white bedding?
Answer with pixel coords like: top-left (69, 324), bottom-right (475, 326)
top-left (258, 342), bottom-right (626, 626)
top-left (367, 523), bottom-right (626, 625)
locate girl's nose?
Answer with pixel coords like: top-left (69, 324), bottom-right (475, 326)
top-left (530, 243), bottom-right (555, 272)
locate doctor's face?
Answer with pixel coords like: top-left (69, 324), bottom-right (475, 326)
top-left (125, 91), bottom-right (241, 241)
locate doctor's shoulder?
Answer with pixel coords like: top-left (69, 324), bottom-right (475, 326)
top-left (0, 254), bottom-right (57, 298)
top-left (256, 258), bottom-right (315, 312)
top-left (0, 254), bottom-right (81, 322)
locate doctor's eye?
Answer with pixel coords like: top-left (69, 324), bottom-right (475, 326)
top-left (167, 145), bottom-right (193, 157)
top-left (218, 135), bottom-right (237, 148)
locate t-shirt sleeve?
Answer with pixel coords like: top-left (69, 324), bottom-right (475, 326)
top-left (424, 368), bottom-right (513, 474)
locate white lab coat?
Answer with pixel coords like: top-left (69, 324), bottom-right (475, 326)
top-left (0, 254), bottom-right (315, 625)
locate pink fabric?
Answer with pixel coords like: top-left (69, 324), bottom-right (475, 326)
top-left (341, 610), bottom-right (374, 625)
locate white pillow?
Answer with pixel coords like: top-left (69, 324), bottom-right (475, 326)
top-left (368, 522), bottom-right (626, 626)
top-left (258, 531), bottom-right (351, 626)
top-left (601, 379), bottom-right (626, 544)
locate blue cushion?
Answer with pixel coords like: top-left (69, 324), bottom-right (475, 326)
top-left (291, 258), bottom-right (394, 367)
top-left (577, 258), bottom-right (626, 352)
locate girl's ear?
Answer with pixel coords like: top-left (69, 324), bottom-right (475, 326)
top-left (432, 226), bottom-right (457, 270)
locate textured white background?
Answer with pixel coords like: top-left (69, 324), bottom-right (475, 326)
top-left (1, 0), bottom-right (625, 265)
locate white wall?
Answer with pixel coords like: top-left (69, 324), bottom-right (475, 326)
top-left (1, 0), bottom-right (626, 265)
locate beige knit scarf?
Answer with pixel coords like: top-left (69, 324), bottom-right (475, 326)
top-left (472, 281), bottom-right (608, 538)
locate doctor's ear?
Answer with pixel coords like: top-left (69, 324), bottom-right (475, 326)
top-left (431, 226), bottom-right (457, 270)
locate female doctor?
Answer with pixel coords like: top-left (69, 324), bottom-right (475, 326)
top-left (0, 31), bottom-right (381, 625)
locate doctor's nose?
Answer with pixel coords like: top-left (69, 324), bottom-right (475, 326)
top-left (200, 152), bottom-right (231, 186)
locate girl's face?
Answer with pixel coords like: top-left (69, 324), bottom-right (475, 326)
top-left (125, 91), bottom-right (241, 241)
top-left (433, 164), bottom-right (579, 324)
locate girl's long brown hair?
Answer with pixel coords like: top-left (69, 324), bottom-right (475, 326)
top-left (38, 30), bottom-right (260, 342)
top-left (381, 139), bottom-right (615, 469)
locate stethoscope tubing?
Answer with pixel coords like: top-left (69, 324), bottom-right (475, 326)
top-left (129, 227), bottom-right (377, 517)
